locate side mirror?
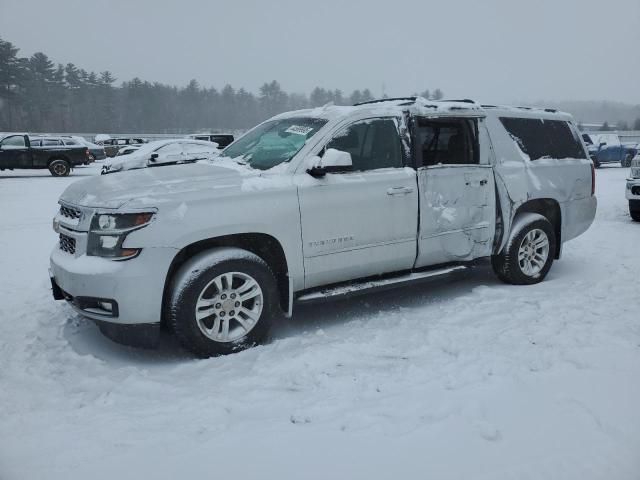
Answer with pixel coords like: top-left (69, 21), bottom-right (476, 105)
top-left (150, 153), bottom-right (159, 162)
top-left (307, 148), bottom-right (353, 177)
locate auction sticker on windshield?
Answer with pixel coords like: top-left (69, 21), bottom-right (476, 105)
top-left (285, 125), bottom-right (314, 136)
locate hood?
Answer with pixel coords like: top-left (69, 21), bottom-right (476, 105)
top-left (60, 161), bottom-right (256, 209)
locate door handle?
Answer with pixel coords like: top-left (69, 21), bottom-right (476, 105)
top-left (465, 179), bottom-right (489, 187)
top-left (387, 186), bottom-right (414, 196)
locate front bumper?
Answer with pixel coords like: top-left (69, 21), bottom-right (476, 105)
top-left (50, 245), bottom-right (178, 330)
top-left (626, 178), bottom-right (640, 201)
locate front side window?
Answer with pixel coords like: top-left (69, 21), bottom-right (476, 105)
top-left (220, 117), bottom-right (327, 170)
top-left (155, 143), bottom-right (183, 155)
top-left (325, 118), bottom-right (403, 171)
top-left (500, 117), bottom-right (586, 160)
top-left (1, 135), bottom-right (26, 148)
top-left (182, 143), bottom-right (215, 155)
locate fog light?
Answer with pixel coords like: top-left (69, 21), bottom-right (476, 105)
top-left (99, 235), bottom-right (119, 249)
top-left (98, 301), bottom-right (113, 312)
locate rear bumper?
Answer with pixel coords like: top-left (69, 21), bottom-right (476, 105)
top-left (562, 195), bottom-right (597, 243)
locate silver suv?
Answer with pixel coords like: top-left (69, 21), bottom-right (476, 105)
top-left (627, 153), bottom-right (640, 221)
top-left (50, 98), bottom-right (597, 357)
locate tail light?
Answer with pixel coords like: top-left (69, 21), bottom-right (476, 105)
top-left (591, 162), bottom-right (595, 196)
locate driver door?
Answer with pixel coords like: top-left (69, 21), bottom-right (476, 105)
top-left (297, 117), bottom-right (419, 289)
top-left (0, 135), bottom-right (32, 169)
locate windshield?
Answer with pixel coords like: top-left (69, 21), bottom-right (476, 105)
top-left (220, 117), bottom-right (328, 170)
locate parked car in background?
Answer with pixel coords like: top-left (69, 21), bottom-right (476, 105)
top-left (627, 152), bottom-right (640, 221)
top-left (115, 144), bottom-right (143, 156)
top-left (583, 133), bottom-right (638, 168)
top-left (100, 138), bottom-right (147, 157)
top-left (0, 133), bottom-right (89, 176)
top-left (101, 139), bottom-right (219, 174)
top-left (61, 136), bottom-right (106, 162)
top-left (186, 133), bottom-right (234, 148)
top-left (51, 98), bottom-right (596, 356)
top-left (30, 136), bottom-right (103, 164)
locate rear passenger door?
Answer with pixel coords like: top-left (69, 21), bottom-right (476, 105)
top-left (414, 117), bottom-right (496, 267)
top-left (297, 117), bottom-right (419, 289)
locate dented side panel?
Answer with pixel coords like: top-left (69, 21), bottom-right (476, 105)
top-left (415, 165), bottom-right (496, 266)
top-left (485, 112), bottom-right (595, 254)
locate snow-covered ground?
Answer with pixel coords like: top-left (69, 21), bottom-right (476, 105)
top-left (1, 164), bottom-right (639, 480)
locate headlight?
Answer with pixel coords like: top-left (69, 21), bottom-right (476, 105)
top-left (87, 212), bottom-right (154, 259)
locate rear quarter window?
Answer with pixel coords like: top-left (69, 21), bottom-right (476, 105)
top-left (499, 117), bottom-right (586, 160)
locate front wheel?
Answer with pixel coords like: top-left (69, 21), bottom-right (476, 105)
top-left (169, 248), bottom-right (279, 357)
top-left (492, 214), bottom-right (556, 285)
top-left (622, 154), bottom-right (633, 168)
top-left (49, 159), bottom-right (71, 177)
top-left (630, 204), bottom-right (640, 222)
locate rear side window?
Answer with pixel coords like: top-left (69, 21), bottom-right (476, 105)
top-left (414, 117), bottom-right (479, 167)
top-left (500, 117), bottom-right (586, 160)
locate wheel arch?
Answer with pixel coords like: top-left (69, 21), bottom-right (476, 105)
top-left (161, 233), bottom-right (290, 328)
top-left (510, 198), bottom-right (562, 259)
top-left (47, 155), bottom-right (70, 165)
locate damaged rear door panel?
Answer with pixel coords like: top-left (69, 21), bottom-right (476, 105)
top-left (413, 116), bottom-right (497, 266)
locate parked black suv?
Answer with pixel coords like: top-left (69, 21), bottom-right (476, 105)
top-left (0, 134), bottom-right (89, 176)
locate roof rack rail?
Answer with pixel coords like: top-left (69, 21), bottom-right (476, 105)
top-left (353, 97), bottom-right (417, 106)
top-left (439, 99), bottom-right (476, 104)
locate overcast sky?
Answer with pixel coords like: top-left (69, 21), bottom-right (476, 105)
top-left (1, 0), bottom-right (639, 104)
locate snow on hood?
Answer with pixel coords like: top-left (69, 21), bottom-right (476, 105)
top-left (60, 160), bottom-right (256, 209)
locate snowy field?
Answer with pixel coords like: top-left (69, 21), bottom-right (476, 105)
top-left (0, 164), bottom-right (639, 480)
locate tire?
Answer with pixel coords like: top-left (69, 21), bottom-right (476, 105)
top-left (169, 247), bottom-right (279, 357)
top-left (48, 159), bottom-right (71, 177)
top-left (622, 154), bottom-right (632, 168)
top-left (630, 206), bottom-right (640, 222)
top-left (492, 213), bottom-right (556, 285)
top-left (593, 158), bottom-right (601, 168)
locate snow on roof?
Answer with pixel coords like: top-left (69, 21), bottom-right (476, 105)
top-left (271, 98), bottom-right (573, 122)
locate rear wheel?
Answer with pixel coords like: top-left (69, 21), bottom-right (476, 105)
top-left (49, 159), bottom-right (71, 177)
top-left (492, 214), bottom-right (556, 285)
top-left (169, 248), bottom-right (279, 357)
top-left (630, 204), bottom-right (640, 222)
top-left (622, 154), bottom-right (633, 168)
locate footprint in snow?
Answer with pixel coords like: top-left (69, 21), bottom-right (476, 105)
top-left (474, 419), bottom-right (502, 442)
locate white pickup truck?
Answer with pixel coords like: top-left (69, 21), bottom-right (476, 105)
top-left (50, 98), bottom-right (597, 357)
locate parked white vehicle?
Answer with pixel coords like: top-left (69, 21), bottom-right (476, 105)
top-left (627, 152), bottom-right (640, 221)
top-left (114, 144), bottom-right (143, 156)
top-left (50, 98), bottom-right (597, 357)
top-left (100, 139), bottom-right (219, 174)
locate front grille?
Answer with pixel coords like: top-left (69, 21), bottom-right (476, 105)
top-left (59, 233), bottom-right (76, 254)
top-left (59, 205), bottom-right (82, 220)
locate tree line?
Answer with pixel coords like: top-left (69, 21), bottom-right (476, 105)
top-left (0, 37), bottom-right (444, 134)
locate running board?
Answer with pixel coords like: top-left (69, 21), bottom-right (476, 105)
top-left (295, 265), bottom-right (468, 304)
